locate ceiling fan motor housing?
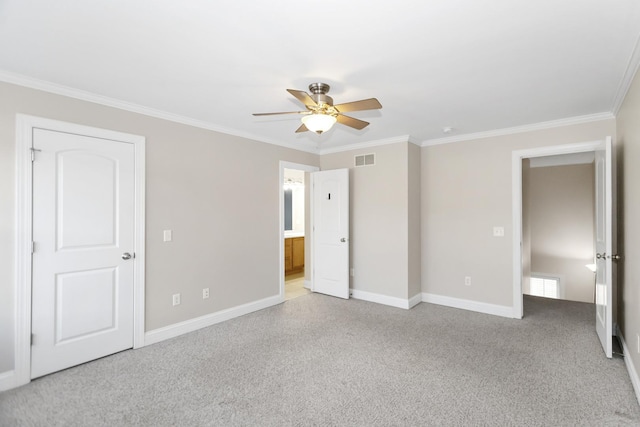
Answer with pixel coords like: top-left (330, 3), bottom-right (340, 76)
top-left (308, 82), bottom-right (330, 94)
top-left (309, 83), bottom-right (333, 106)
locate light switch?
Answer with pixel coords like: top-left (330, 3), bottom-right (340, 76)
top-left (163, 230), bottom-right (172, 242)
top-left (493, 226), bottom-right (505, 237)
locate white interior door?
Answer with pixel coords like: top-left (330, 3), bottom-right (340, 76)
top-left (312, 169), bottom-right (349, 299)
top-left (595, 137), bottom-right (614, 358)
top-left (31, 128), bottom-right (136, 378)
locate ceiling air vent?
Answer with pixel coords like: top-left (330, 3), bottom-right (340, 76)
top-left (355, 153), bottom-right (375, 167)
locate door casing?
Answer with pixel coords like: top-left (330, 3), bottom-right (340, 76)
top-left (14, 114), bottom-right (146, 388)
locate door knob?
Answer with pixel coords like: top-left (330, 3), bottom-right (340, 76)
top-left (122, 252), bottom-right (133, 260)
top-left (340, 238), bottom-right (347, 243)
top-left (596, 253), bottom-right (606, 260)
top-left (610, 254), bottom-right (621, 261)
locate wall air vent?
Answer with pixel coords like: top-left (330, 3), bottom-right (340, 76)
top-left (355, 153), bottom-right (375, 167)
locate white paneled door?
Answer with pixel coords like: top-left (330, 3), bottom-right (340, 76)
top-left (594, 137), bottom-right (615, 358)
top-left (312, 169), bottom-right (349, 299)
top-left (31, 128), bottom-right (136, 379)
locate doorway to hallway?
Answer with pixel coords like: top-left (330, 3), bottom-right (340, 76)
top-left (512, 139), bottom-right (617, 358)
top-left (522, 152), bottom-right (596, 305)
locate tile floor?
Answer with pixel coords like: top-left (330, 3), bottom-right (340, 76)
top-left (285, 272), bottom-right (311, 300)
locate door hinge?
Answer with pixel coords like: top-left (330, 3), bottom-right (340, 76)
top-left (31, 334), bottom-right (34, 345)
top-left (31, 241), bottom-right (35, 254)
top-left (30, 147), bottom-right (41, 162)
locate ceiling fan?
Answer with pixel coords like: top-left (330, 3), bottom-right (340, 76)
top-left (253, 83), bottom-right (382, 134)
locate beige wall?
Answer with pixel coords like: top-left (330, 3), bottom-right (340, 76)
top-left (320, 142), bottom-right (412, 300)
top-left (527, 164), bottom-right (595, 303)
top-left (0, 86), bottom-right (15, 374)
top-left (616, 66), bottom-right (640, 382)
top-left (421, 119), bottom-right (615, 308)
top-left (408, 143), bottom-right (422, 299)
top-left (0, 82), bottom-right (319, 373)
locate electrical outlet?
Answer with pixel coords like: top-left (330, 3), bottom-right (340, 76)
top-left (203, 288), bottom-right (210, 299)
top-left (493, 226), bottom-right (505, 237)
top-left (172, 293), bottom-right (181, 306)
top-left (465, 276), bottom-right (472, 286)
top-left (163, 230), bottom-right (172, 242)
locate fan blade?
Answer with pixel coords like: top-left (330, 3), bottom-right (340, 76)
top-left (252, 111), bottom-right (307, 116)
top-left (336, 114), bottom-right (369, 130)
top-left (295, 123), bottom-right (309, 133)
top-left (287, 89), bottom-right (317, 107)
top-left (334, 98), bottom-right (382, 113)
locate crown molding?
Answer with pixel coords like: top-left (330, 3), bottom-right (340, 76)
top-left (611, 28), bottom-right (640, 115)
top-left (420, 112), bottom-right (615, 147)
top-left (0, 70), bottom-right (622, 155)
top-left (0, 70), bottom-right (321, 154)
top-left (318, 135), bottom-right (414, 155)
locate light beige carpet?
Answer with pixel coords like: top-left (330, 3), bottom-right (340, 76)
top-left (1, 294), bottom-right (638, 426)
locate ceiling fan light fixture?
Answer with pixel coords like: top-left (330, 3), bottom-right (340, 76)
top-left (253, 83), bottom-right (381, 134)
top-left (301, 113), bottom-right (337, 134)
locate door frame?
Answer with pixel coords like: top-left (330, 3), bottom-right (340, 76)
top-left (511, 139), bottom-right (610, 319)
top-left (14, 114), bottom-right (146, 388)
top-left (279, 161), bottom-right (319, 300)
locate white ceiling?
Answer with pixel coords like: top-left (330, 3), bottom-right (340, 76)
top-left (1, 0), bottom-right (639, 153)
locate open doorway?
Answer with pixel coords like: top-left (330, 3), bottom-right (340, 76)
top-left (279, 162), bottom-right (319, 301)
top-left (512, 139), bottom-right (617, 358)
top-left (284, 168), bottom-right (309, 300)
top-left (522, 152), bottom-right (596, 304)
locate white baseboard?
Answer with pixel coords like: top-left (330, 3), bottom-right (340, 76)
top-left (144, 294), bottom-right (283, 346)
top-left (617, 327), bottom-right (640, 405)
top-left (421, 293), bottom-right (515, 318)
top-left (0, 370), bottom-right (16, 392)
top-left (408, 293), bottom-right (423, 309)
top-left (350, 288), bottom-right (416, 310)
top-left (304, 280), bottom-right (311, 290)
